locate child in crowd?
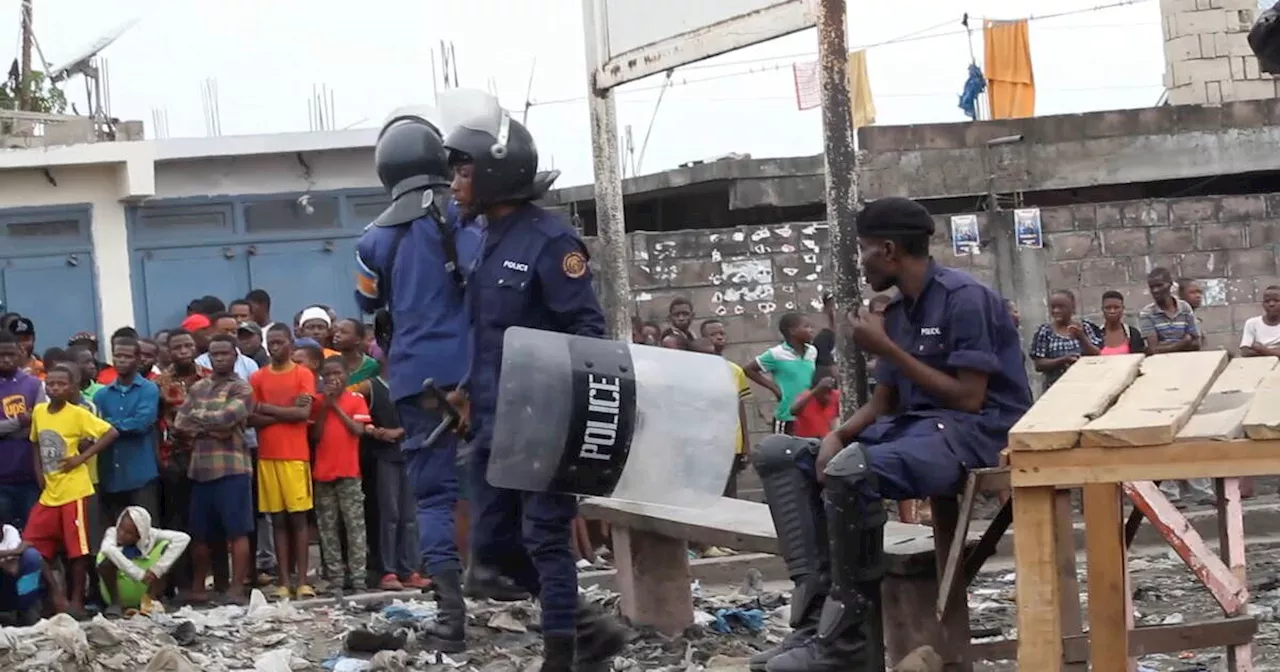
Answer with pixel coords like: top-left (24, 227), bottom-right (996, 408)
top-left (97, 506), bottom-right (190, 617)
top-left (744, 313), bottom-right (817, 435)
top-left (26, 364), bottom-right (119, 616)
top-left (698, 319), bottom-right (752, 498)
top-left (293, 343), bottom-right (325, 378)
top-left (789, 372), bottom-right (842, 440)
top-left (0, 523), bottom-right (44, 626)
top-left (361, 374), bottom-right (428, 590)
top-left (310, 357), bottom-right (370, 592)
top-left (250, 325), bottom-right (317, 599)
top-left (1242, 285), bottom-right (1280, 357)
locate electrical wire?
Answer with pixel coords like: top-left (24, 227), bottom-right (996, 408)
top-left (531, 0), bottom-right (1159, 109)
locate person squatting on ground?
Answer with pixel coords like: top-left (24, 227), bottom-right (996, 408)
top-left (355, 107), bottom-right (481, 650)
top-left (97, 506), bottom-right (190, 616)
top-left (441, 97), bottom-right (627, 670)
top-left (0, 523), bottom-right (44, 625)
top-left (748, 197), bottom-right (1032, 672)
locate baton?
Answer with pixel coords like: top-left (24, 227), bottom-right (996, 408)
top-left (417, 377), bottom-right (463, 451)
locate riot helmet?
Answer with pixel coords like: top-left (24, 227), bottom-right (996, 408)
top-left (374, 113), bottom-right (451, 199)
top-left (368, 109), bottom-right (452, 228)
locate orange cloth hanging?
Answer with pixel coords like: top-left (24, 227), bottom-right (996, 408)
top-left (983, 19), bottom-right (1035, 119)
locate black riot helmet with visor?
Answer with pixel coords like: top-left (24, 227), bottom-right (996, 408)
top-left (370, 108), bottom-right (451, 228)
top-left (441, 89), bottom-right (558, 211)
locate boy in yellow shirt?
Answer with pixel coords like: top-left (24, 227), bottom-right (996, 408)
top-left (24, 364), bottom-right (118, 616)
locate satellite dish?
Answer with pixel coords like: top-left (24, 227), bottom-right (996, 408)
top-left (47, 18), bottom-right (139, 84)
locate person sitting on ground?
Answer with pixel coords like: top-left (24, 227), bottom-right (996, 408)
top-left (97, 506), bottom-right (190, 617)
top-left (0, 523), bottom-right (43, 626)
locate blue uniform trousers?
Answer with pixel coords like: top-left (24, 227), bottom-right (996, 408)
top-left (797, 416), bottom-right (970, 503)
top-left (399, 401), bottom-right (462, 577)
top-left (468, 415), bottom-right (579, 634)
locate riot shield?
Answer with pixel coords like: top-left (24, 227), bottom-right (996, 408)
top-left (488, 327), bottom-right (739, 509)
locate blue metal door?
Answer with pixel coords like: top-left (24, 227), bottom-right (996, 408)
top-left (1, 252), bottom-right (98, 351)
top-left (247, 238), bottom-right (360, 326)
top-left (138, 246), bottom-right (249, 334)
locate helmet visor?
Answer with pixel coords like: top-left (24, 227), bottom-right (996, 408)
top-left (438, 87), bottom-right (511, 150)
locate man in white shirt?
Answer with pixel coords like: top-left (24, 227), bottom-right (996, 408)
top-left (1241, 285), bottom-right (1280, 358)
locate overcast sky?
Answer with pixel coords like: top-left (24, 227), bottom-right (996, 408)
top-left (10, 0), bottom-right (1165, 187)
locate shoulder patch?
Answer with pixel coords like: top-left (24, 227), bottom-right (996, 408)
top-left (561, 251), bottom-right (588, 279)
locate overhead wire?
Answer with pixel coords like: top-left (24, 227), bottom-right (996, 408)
top-left (529, 0), bottom-right (1158, 109)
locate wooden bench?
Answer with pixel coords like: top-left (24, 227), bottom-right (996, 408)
top-left (580, 495), bottom-right (988, 668)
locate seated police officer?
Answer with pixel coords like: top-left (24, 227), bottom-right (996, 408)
top-left (750, 197), bottom-right (1031, 672)
top-left (442, 96), bottom-right (627, 671)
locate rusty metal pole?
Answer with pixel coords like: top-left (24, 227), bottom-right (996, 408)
top-left (816, 0), bottom-right (867, 411)
top-left (582, 0), bottom-right (633, 340)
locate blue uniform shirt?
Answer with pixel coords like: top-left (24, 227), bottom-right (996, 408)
top-left (870, 262), bottom-right (1031, 465)
top-left (356, 208), bottom-right (481, 401)
top-left (467, 203), bottom-right (605, 413)
top-left (93, 376), bottom-right (161, 493)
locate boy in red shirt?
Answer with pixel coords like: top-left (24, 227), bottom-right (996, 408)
top-left (248, 325), bottom-right (316, 599)
top-left (310, 357), bottom-right (370, 592)
top-left (788, 373), bottom-right (841, 440)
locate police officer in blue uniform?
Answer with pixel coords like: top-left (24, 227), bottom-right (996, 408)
top-left (750, 197), bottom-right (1032, 672)
top-left (442, 107), bottom-right (627, 670)
top-left (354, 110), bottom-right (482, 652)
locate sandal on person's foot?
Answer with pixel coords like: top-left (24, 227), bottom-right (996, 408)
top-left (104, 604), bottom-right (124, 619)
top-left (294, 584), bottom-right (317, 599)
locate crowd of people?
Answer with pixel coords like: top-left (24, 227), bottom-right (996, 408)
top-left (1026, 267), bottom-right (1280, 505)
top-left (0, 289), bottom-right (430, 624)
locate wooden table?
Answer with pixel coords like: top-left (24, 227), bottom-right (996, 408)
top-left (1008, 351), bottom-right (1279, 672)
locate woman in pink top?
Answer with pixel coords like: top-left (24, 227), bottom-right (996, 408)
top-left (1097, 290), bottom-right (1147, 355)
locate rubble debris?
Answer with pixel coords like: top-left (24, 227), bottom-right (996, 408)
top-left (0, 542), bottom-right (1277, 670)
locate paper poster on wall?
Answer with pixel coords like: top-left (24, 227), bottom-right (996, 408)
top-left (1014, 208), bottom-right (1044, 249)
top-left (950, 214), bottom-right (980, 256)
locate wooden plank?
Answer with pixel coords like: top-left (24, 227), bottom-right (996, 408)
top-left (1177, 357), bottom-right (1278, 441)
top-left (1008, 354), bottom-right (1144, 451)
top-left (578, 496), bottom-right (953, 573)
top-left (1081, 351), bottom-right (1228, 447)
top-left (1123, 481), bottom-right (1248, 614)
top-left (1083, 482), bottom-right (1134, 672)
top-left (1013, 486), bottom-right (1064, 670)
top-left (1242, 364), bottom-right (1280, 440)
top-left (967, 616), bottom-right (1258, 662)
top-left (1215, 478), bottom-right (1255, 671)
top-left (1010, 439), bottom-right (1280, 487)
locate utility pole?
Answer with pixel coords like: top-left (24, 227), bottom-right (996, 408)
top-left (816, 0), bottom-right (867, 410)
top-left (18, 0), bottom-right (34, 110)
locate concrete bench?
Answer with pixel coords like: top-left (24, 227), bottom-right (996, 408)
top-left (579, 495), bottom-right (982, 666)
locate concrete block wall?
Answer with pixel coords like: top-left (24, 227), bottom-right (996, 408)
top-left (1162, 0), bottom-right (1276, 104)
top-left (1033, 192), bottom-right (1280, 351)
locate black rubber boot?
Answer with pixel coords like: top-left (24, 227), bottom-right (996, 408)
top-left (539, 633), bottom-right (577, 672)
top-left (575, 600), bottom-right (627, 671)
top-left (463, 564), bottom-right (531, 602)
top-left (420, 569), bottom-right (467, 653)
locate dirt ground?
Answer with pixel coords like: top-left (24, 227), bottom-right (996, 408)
top-left (1, 538), bottom-right (1276, 671)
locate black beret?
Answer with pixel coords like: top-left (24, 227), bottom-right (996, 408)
top-left (856, 197), bottom-right (936, 237)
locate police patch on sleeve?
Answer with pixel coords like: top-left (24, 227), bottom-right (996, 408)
top-left (561, 251), bottom-right (588, 279)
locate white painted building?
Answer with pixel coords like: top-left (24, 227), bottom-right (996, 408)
top-left (0, 131), bottom-right (385, 347)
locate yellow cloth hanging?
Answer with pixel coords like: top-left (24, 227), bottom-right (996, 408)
top-left (847, 50), bottom-right (876, 129)
top-left (983, 19), bottom-right (1035, 119)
